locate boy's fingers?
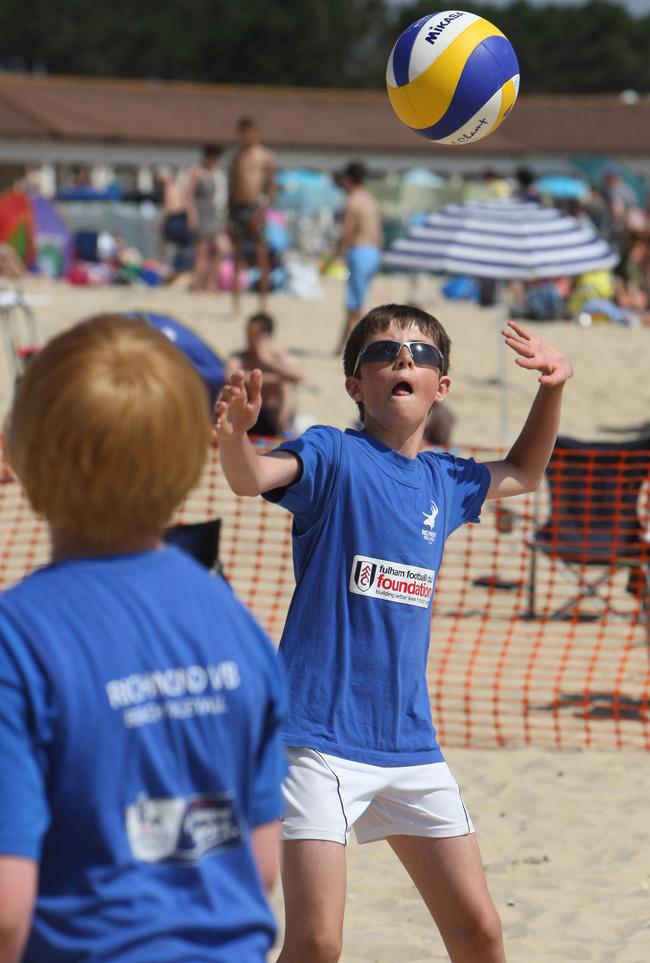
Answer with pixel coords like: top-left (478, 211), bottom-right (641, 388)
top-left (221, 385), bottom-right (245, 406)
top-left (503, 330), bottom-right (533, 350)
top-left (515, 356), bottom-right (551, 371)
top-left (539, 373), bottom-right (561, 386)
top-left (505, 338), bottom-right (535, 358)
top-left (248, 368), bottom-right (263, 405)
top-left (506, 320), bottom-right (531, 339)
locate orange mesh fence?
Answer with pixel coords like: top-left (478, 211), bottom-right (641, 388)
top-left (0, 437), bottom-right (648, 752)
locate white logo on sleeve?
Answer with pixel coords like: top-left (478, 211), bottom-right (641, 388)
top-left (350, 555), bottom-right (435, 608)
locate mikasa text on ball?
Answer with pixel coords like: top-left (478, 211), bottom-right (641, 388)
top-left (386, 10), bottom-right (520, 146)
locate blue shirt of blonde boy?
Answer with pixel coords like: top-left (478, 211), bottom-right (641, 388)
top-left (0, 315), bottom-right (286, 963)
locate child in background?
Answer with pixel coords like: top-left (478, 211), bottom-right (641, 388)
top-left (0, 314), bottom-right (286, 963)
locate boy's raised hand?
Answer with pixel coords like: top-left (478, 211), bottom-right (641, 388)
top-left (502, 320), bottom-right (573, 387)
top-left (214, 369), bottom-right (263, 440)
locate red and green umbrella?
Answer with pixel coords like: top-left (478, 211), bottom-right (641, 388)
top-left (0, 190), bottom-right (72, 276)
top-left (0, 191), bottom-right (34, 265)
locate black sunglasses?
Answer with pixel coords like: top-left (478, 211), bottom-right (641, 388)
top-left (354, 340), bottom-right (444, 376)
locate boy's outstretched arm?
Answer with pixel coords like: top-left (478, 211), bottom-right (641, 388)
top-left (214, 369), bottom-right (301, 496)
top-left (0, 855), bottom-right (36, 963)
top-left (484, 321), bottom-right (573, 500)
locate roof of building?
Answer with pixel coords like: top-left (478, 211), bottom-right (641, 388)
top-left (0, 74), bottom-right (648, 156)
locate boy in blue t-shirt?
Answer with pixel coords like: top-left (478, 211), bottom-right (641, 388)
top-left (0, 315), bottom-right (287, 963)
top-left (215, 303), bottom-right (573, 963)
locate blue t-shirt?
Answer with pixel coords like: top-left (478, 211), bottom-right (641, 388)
top-left (264, 426), bottom-right (490, 766)
top-left (0, 546), bottom-right (286, 963)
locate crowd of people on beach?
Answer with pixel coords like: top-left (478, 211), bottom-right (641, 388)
top-left (157, 117), bottom-right (278, 303)
top-left (3, 120), bottom-right (650, 334)
top-left (3, 149), bottom-right (648, 452)
top-left (502, 165), bottom-right (650, 327)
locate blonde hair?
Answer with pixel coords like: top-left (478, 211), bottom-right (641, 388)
top-left (8, 314), bottom-right (211, 549)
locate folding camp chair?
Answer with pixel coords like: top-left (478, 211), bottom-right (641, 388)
top-left (524, 435), bottom-right (650, 621)
top-left (163, 518), bottom-right (225, 577)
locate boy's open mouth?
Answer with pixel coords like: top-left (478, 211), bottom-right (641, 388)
top-left (392, 382), bottom-right (413, 396)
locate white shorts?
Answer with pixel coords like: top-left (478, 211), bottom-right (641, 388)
top-left (282, 747), bottom-right (474, 845)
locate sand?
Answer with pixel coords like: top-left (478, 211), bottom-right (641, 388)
top-left (3, 270), bottom-right (649, 446)
top-left (271, 747), bottom-right (650, 963)
top-left (2, 272), bottom-right (649, 962)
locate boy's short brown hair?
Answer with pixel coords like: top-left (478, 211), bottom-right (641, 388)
top-left (343, 304), bottom-right (451, 421)
top-left (8, 314), bottom-right (211, 549)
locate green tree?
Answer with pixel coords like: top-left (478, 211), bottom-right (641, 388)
top-left (2, 0), bottom-right (649, 93)
top-left (0, 0), bottom-right (397, 87)
top-left (392, 1), bottom-right (650, 94)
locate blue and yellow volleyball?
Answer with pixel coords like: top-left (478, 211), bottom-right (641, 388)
top-left (386, 10), bottom-right (519, 146)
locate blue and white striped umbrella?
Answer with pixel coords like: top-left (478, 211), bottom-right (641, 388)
top-left (385, 199), bottom-right (619, 443)
top-left (384, 198), bottom-right (618, 280)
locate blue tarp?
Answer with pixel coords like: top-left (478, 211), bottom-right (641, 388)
top-left (127, 312), bottom-right (225, 406)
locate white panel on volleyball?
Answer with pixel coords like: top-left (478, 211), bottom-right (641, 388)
top-left (386, 10), bottom-right (480, 87)
top-left (408, 11), bottom-right (480, 81)
top-left (434, 87), bottom-right (511, 147)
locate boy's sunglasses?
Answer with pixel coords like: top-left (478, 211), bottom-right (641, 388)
top-left (354, 340), bottom-right (444, 376)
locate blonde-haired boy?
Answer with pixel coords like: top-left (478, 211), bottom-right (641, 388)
top-left (0, 315), bottom-right (286, 963)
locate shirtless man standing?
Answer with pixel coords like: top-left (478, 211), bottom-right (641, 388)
top-left (229, 117), bottom-right (277, 315)
top-left (335, 160), bottom-right (384, 353)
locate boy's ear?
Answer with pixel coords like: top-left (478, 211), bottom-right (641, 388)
top-left (436, 375), bottom-right (451, 401)
top-left (345, 376), bottom-right (362, 402)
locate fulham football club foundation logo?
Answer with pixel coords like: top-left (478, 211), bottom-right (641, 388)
top-left (353, 558), bottom-right (377, 592)
top-left (349, 554), bottom-right (435, 608)
top-left (421, 501), bottom-right (439, 544)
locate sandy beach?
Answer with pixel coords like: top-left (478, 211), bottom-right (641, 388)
top-left (271, 746), bottom-right (650, 963)
top-left (1, 272), bottom-right (649, 962)
top-left (3, 270), bottom-right (649, 446)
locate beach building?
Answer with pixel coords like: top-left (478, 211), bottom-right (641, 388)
top-left (0, 74), bottom-right (649, 195)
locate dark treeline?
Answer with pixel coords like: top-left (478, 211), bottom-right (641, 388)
top-left (1, 0), bottom-right (649, 94)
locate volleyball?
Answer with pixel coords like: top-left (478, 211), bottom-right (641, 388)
top-left (386, 10), bottom-right (519, 146)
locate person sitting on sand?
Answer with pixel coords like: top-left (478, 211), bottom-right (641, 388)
top-left (226, 311), bottom-right (304, 437)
